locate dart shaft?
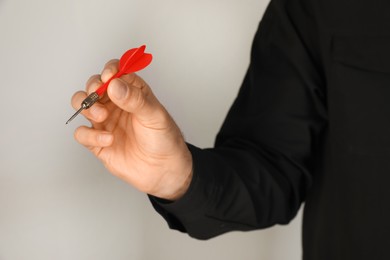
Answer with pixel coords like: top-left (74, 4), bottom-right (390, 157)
top-left (95, 72), bottom-right (122, 96)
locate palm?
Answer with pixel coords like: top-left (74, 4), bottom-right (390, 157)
top-left (89, 98), bottom-right (182, 194)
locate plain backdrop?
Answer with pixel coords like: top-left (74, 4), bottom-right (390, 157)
top-left (0, 0), bottom-right (303, 259)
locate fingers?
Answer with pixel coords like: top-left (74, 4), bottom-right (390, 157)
top-left (84, 59), bottom-right (120, 103)
top-left (70, 58), bottom-right (152, 124)
top-left (71, 59), bottom-right (121, 122)
top-left (101, 59), bottom-right (119, 83)
top-left (74, 126), bottom-right (114, 148)
top-left (71, 91), bottom-right (108, 123)
top-left (107, 77), bottom-right (165, 125)
top-left (85, 74), bottom-right (103, 94)
top-left (86, 59), bottom-right (119, 94)
top-left (87, 59), bottom-right (120, 93)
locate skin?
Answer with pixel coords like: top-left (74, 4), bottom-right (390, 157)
top-left (71, 59), bottom-right (193, 200)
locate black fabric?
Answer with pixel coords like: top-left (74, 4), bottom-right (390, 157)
top-left (150, 0), bottom-right (390, 259)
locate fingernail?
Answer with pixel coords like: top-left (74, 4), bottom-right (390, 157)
top-left (111, 80), bottom-right (128, 100)
top-left (98, 133), bottom-right (113, 145)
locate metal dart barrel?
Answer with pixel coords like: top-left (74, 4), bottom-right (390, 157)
top-left (66, 92), bottom-right (100, 124)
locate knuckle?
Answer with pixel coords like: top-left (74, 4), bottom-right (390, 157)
top-left (86, 74), bottom-right (101, 88)
top-left (129, 87), bottom-right (147, 112)
top-left (86, 75), bottom-right (103, 94)
top-left (104, 59), bottom-right (119, 69)
top-left (102, 59), bottom-right (119, 81)
top-left (122, 73), bottom-right (137, 85)
top-left (71, 91), bottom-right (86, 108)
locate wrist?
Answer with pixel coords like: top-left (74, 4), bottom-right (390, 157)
top-left (156, 147), bottom-right (193, 201)
top-left (166, 167), bottom-right (193, 201)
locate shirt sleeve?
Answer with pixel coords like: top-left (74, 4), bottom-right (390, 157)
top-left (149, 0), bottom-right (327, 240)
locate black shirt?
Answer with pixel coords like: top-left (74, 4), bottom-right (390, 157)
top-left (151, 0), bottom-right (390, 259)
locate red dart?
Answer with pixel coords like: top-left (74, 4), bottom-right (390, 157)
top-left (66, 45), bottom-right (153, 124)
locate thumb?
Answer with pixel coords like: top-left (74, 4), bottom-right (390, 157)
top-left (107, 78), bottom-right (166, 124)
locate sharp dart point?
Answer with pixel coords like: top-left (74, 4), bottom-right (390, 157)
top-left (66, 106), bottom-right (84, 124)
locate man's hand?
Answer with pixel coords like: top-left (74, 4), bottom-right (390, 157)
top-left (71, 59), bottom-right (193, 200)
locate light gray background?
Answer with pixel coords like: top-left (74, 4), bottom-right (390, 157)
top-left (0, 0), bottom-right (303, 259)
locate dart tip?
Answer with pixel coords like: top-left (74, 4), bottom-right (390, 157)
top-left (65, 116), bottom-right (74, 125)
top-left (65, 106), bottom-right (84, 125)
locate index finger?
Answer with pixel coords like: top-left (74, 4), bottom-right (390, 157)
top-left (101, 59), bottom-right (119, 83)
top-left (85, 59), bottom-right (120, 104)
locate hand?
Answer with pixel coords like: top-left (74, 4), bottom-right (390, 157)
top-left (71, 59), bottom-right (193, 200)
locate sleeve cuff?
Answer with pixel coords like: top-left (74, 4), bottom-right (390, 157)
top-left (149, 143), bottom-right (228, 239)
